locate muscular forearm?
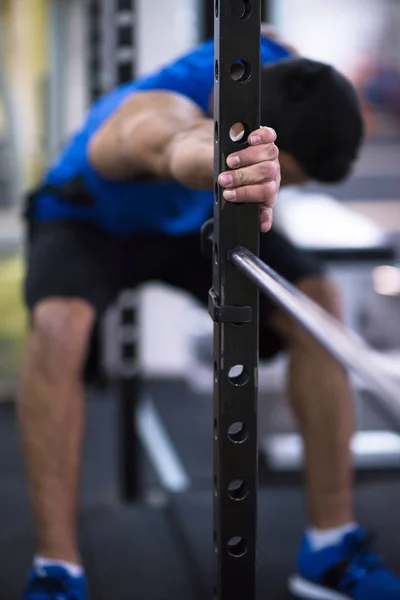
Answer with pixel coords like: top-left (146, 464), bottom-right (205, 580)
top-left (89, 91), bottom-right (212, 183)
top-left (166, 119), bottom-right (214, 190)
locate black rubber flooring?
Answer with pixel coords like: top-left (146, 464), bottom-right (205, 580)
top-left (1, 382), bottom-right (400, 600)
top-left (170, 484), bottom-right (400, 600)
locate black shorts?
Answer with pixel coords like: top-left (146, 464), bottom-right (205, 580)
top-left (24, 221), bottom-right (325, 361)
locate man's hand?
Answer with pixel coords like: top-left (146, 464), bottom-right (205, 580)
top-left (89, 91), bottom-right (280, 232)
top-left (218, 127), bottom-right (280, 232)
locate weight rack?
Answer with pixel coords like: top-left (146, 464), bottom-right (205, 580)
top-left (212, 1), bottom-right (261, 599)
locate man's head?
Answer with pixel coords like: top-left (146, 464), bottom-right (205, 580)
top-left (260, 58), bottom-right (364, 186)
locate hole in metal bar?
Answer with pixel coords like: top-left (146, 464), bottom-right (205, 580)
top-left (228, 364), bottom-right (250, 386)
top-left (122, 342), bottom-right (136, 361)
top-left (214, 475), bottom-right (218, 497)
top-left (230, 0), bottom-right (252, 20)
top-left (214, 418), bottom-right (218, 440)
top-left (121, 307), bottom-right (135, 325)
top-left (215, 182), bottom-right (219, 204)
top-left (228, 422), bottom-right (248, 444)
top-left (215, 59), bottom-right (219, 82)
top-left (215, 0), bottom-right (219, 18)
top-left (214, 243), bottom-right (219, 265)
top-left (228, 479), bottom-right (249, 501)
top-left (229, 122), bottom-right (249, 143)
top-left (229, 60), bottom-right (251, 83)
top-left (227, 536), bottom-right (248, 557)
top-left (214, 360), bottom-right (218, 382)
top-left (215, 120), bottom-right (219, 142)
top-left (214, 530), bottom-right (218, 553)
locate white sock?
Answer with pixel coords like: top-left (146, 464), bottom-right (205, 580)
top-left (307, 523), bottom-right (359, 552)
top-left (34, 556), bottom-right (84, 578)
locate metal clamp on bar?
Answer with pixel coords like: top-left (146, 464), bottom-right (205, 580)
top-left (202, 220), bottom-right (253, 323)
top-left (212, 2), bottom-right (261, 600)
top-left (203, 220), bottom-right (253, 323)
top-left (208, 289), bottom-right (252, 324)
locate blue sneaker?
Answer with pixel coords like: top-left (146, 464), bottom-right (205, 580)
top-left (23, 565), bottom-right (87, 600)
top-left (289, 528), bottom-right (400, 599)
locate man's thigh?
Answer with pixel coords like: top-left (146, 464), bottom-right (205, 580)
top-left (258, 228), bottom-right (326, 359)
top-left (24, 222), bottom-right (124, 315)
top-left (259, 228), bottom-right (325, 286)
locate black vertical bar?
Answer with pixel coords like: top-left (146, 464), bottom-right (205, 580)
top-left (86, 0), bottom-right (139, 502)
top-left (115, 0), bottom-right (136, 84)
top-left (87, 0), bottom-right (102, 102)
top-left (86, 0), bottom-right (136, 103)
top-left (204, 0), bottom-right (214, 40)
top-left (205, 1), bottom-right (269, 41)
top-left (118, 299), bottom-right (142, 503)
top-left (115, 1), bottom-right (139, 504)
top-left (213, 2), bottom-right (261, 600)
top-left (119, 375), bottom-right (142, 501)
top-left (262, 0), bottom-right (271, 22)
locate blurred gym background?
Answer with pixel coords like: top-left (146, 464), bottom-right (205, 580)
top-left (1, 0), bottom-right (399, 390)
top-left (0, 1), bottom-right (399, 598)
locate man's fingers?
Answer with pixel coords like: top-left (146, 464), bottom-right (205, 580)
top-left (260, 206), bottom-right (273, 233)
top-left (226, 142), bottom-right (279, 170)
top-left (223, 180), bottom-right (279, 204)
top-left (248, 126), bottom-right (277, 146)
top-left (219, 159), bottom-right (280, 189)
top-left (225, 127), bottom-right (278, 170)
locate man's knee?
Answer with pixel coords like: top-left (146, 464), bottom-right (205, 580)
top-left (28, 299), bottom-right (96, 378)
top-left (297, 275), bottom-right (343, 319)
top-left (270, 275), bottom-right (343, 347)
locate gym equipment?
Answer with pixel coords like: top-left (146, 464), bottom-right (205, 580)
top-left (87, 0), bottom-right (136, 102)
top-left (194, 199), bottom-right (400, 472)
top-left (86, 0), bottom-right (144, 503)
top-left (231, 246), bottom-right (400, 421)
top-left (209, 2), bottom-right (400, 599)
top-left (202, 0), bottom-right (270, 40)
top-left (211, 2), bottom-right (261, 599)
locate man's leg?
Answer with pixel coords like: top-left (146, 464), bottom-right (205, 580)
top-left (269, 276), bottom-right (355, 529)
top-left (258, 229), bottom-right (355, 529)
top-left (19, 299), bottom-right (95, 563)
top-left (259, 230), bottom-right (400, 598)
top-left (270, 274), bottom-right (400, 599)
top-left (20, 222), bottom-right (124, 598)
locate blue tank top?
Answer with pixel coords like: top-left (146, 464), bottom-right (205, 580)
top-left (34, 38), bottom-right (291, 237)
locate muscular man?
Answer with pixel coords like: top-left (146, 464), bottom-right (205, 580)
top-left (20, 33), bottom-right (400, 600)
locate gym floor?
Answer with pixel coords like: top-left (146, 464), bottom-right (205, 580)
top-left (1, 380), bottom-right (400, 600)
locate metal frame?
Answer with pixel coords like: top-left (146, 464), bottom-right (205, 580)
top-left (102, 290), bottom-right (143, 501)
top-left (87, 0), bottom-right (137, 102)
top-left (87, 0), bottom-right (140, 502)
top-left (211, 5), bottom-right (400, 598)
top-left (212, 2), bottom-right (261, 599)
top-left (204, 0), bottom-right (269, 39)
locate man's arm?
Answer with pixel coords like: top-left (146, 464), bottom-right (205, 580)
top-left (88, 91), bottom-right (214, 190)
top-left (88, 89), bottom-right (280, 232)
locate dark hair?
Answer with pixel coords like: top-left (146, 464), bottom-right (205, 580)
top-left (261, 58), bottom-right (364, 182)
